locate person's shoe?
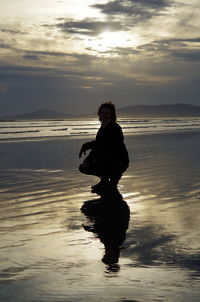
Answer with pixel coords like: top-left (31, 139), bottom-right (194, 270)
top-left (91, 181), bottom-right (102, 191)
top-left (91, 179), bottom-right (109, 190)
top-left (91, 181), bottom-right (109, 194)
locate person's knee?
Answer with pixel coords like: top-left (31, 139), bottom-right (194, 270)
top-left (79, 164), bottom-right (89, 175)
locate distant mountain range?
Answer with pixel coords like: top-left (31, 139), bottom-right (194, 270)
top-left (1, 104), bottom-right (200, 120)
top-left (117, 103), bottom-right (200, 118)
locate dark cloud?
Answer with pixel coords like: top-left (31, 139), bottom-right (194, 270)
top-left (56, 18), bottom-right (127, 36)
top-left (23, 55), bottom-right (41, 61)
top-left (0, 65), bottom-right (82, 114)
top-left (0, 44), bottom-right (80, 61)
top-left (7, 46), bottom-right (92, 62)
top-left (138, 37), bottom-right (200, 61)
top-left (0, 42), bottom-right (12, 49)
top-left (92, 0), bottom-right (171, 20)
top-left (174, 37), bottom-right (200, 43)
top-left (24, 50), bottom-right (71, 58)
top-left (133, 0), bottom-right (170, 8)
top-left (0, 28), bottom-right (25, 35)
top-left (159, 37), bottom-right (200, 45)
top-left (171, 50), bottom-right (200, 62)
top-left (1, 52), bottom-right (200, 117)
top-left (0, 63), bottom-right (91, 79)
top-left (141, 37), bottom-right (200, 45)
top-left (0, 62), bottom-right (124, 115)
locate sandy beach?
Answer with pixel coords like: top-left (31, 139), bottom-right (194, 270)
top-left (0, 131), bottom-right (200, 302)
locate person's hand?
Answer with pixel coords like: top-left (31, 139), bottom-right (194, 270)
top-left (79, 142), bottom-right (92, 158)
top-left (79, 145), bottom-right (86, 158)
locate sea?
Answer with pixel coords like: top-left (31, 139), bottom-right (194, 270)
top-left (0, 116), bottom-right (200, 301)
top-left (0, 117), bottom-right (200, 141)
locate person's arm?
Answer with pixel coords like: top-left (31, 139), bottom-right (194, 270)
top-left (79, 140), bottom-right (96, 158)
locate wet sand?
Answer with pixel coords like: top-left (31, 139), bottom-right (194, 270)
top-left (0, 132), bottom-right (200, 302)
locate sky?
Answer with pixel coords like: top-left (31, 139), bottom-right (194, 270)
top-left (0, 0), bottom-right (200, 116)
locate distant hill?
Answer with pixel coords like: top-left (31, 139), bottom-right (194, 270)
top-left (76, 103), bottom-right (200, 118)
top-left (1, 110), bottom-right (73, 120)
top-left (116, 103), bottom-right (200, 118)
top-left (1, 104), bottom-right (200, 120)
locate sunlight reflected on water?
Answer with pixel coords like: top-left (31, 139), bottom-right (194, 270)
top-left (0, 133), bottom-right (200, 301)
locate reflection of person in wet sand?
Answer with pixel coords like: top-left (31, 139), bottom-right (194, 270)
top-left (79, 102), bottom-right (129, 194)
top-left (81, 187), bottom-right (130, 267)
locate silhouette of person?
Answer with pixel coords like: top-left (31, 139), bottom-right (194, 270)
top-left (81, 187), bottom-right (130, 267)
top-left (79, 102), bottom-right (129, 194)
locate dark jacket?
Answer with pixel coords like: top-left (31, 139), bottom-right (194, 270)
top-left (85, 121), bottom-right (129, 174)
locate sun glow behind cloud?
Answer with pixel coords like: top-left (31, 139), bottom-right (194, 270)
top-left (87, 30), bottom-right (139, 54)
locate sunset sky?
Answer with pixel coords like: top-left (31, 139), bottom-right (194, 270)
top-left (0, 0), bottom-right (200, 115)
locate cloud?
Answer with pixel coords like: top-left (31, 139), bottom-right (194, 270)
top-left (23, 55), bottom-right (41, 61)
top-left (0, 42), bottom-right (12, 49)
top-left (92, 0), bottom-right (171, 21)
top-left (0, 43), bottom-right (79, 63)
top-left (56, 18), bottom-right (127, 36)
top-left (0, 63), bottom-right (120, 115)
top-left (23, 50), bottom-right (72, 58)
top-left (171, 50), bottom-right (200, 62)
top-left (0, 0), bottom-right (199, 117)
top-left (138, 37), bottom-right (200, 62)
top-left (160, 37), bottom-right (200, 44)
top-left (0, 28), bottom-right (25, 35)
top-left (88, 46), bottom-right (139, 56)
top-left (0, 56), bottom-right (200, 117)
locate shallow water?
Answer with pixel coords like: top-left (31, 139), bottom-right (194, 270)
top-left (0, 132), bottom-right (200, 301)
top-left (1, 117), bottom-right (200, 140)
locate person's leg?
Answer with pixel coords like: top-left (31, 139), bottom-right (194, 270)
top-left (91, 177), bottom-right (109, 190)
top-left (109, 174), bottom-right (122, 187)
top-left (91, 146), bottom-right (110, 190)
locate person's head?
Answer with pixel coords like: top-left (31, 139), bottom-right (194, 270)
top-left (98, 102), bottom-right (117, 122)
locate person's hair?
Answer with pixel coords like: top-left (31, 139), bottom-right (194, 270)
top-left (97, 102), bottom-right (117, 121)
